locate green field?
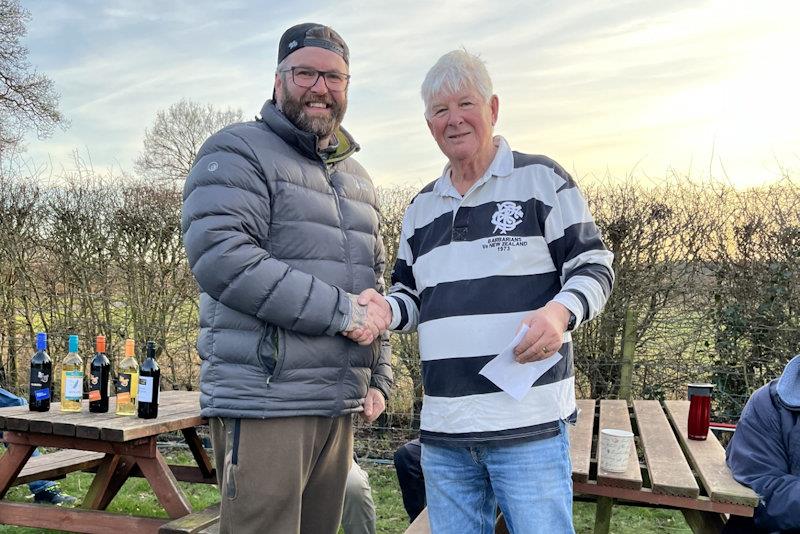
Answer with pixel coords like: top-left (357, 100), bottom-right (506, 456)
top-left (0, 451), bottom-right (693, 534)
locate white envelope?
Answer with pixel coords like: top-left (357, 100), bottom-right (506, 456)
top-left (478, 324), bottom-right (563, 401)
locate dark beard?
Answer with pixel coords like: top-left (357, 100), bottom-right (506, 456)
top-left (280, 85), bottom-right (347, 139)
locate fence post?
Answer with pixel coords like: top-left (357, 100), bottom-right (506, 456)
top-left (618, 307), bottom-right (636, 400)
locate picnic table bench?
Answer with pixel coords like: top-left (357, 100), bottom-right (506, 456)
top-left (0, 390), bottom-right (216, 533)
top-left (13, 449), bottom-right (106, 486)
top-left (406, 399), bottom-right (758, 534)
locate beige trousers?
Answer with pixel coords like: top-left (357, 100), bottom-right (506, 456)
top-left (210, 415), bottom-right (353, 534)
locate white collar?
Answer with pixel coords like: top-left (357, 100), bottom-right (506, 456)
top-left (433, 136), bottom-right (514, 198)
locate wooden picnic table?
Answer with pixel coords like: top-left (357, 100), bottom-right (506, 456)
top-left (406, 399), bottom-right (758, 534)
top-left (0, 390), bottom-right (215, 533)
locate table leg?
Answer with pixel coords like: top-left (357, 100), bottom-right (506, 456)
top-left (82, 454), bottom-right (137, 510)
top-left (682, 509), bottom-right (726, 534)
top-left (0, 443), bottom-right (35, 499)
top-left (594, 496), bottom-right (614, 534)
top-left (137, 449), bottom-right (192, 519)
top-left (181, 427), bottom-right (214, 479)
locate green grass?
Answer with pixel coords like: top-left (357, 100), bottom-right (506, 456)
top-left (0, 454), bottom-right (691, 534)
top-left (0, 451), bottom-right (219, 534)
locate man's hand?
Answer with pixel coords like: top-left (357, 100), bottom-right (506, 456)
top-left (360, 387), bottom-right (386, 423)
top-left (513, 301), bottom-right (571, 363)
top-left (342, 289), bottom-right (391, 345)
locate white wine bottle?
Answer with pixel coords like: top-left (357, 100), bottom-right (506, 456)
top-left (115, 339), bottom-right (139, 416)
top-left (60, 335), bottom-right (83, 412)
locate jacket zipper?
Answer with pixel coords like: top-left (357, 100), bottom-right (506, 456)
top-left (324, 164), bottom-right (354, 292)
top-left (324, 163), bottom-right (353, 416)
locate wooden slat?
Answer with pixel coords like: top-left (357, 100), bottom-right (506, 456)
top-left (663, 400), bottom-right (759, 507)
top-left (569, 399), bottom-right (595, 483)
top-left (3, 406), bottom-right (67, 432)
top-left (4, 430), bottom-right (157, 458)
top-left (0, 405), bottom-right (34, 430)
top-left (15, 450), bottom-right (105, 486)
top-left (74, 403), bottom-right (129, 439)
top-left (597, 400), bottom-right (642, 490)
top-left (159, 504), bottom-right (220, 534)
top-left (127, 464), bottom-right (217, 485)
top-left (100, 407), bottom-right (204, 442)
top-left (633, 400), bottom-right (699, 498)
top-left (0, 390), bottom-right (197, 437)
top-left (573, 481), bottom-right (755, 516)
top-left (0, 501), bottom-right (166, 533)
top-left (76, 394), bottom-right (200, 440)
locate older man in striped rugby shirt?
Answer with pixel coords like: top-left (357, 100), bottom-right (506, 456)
top-left (348, 49), bottom-right (614, 533)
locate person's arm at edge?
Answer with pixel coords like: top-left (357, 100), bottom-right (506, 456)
top-left (726, 387), bottom-right (800, 531)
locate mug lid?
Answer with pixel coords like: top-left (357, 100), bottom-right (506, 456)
top-left (688, 383), bottom-right (714, 396)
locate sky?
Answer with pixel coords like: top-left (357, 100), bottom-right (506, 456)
top-left (20, 0), bottom-right (800, 189)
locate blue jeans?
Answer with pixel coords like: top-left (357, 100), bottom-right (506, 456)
top-left (421, 421), bottom-right (574, 534)
top-left (0, 387), bottom-right (56, 495)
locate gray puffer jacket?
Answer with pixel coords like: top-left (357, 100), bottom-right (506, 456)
top-left (182, 100), bottom-right (392, 419)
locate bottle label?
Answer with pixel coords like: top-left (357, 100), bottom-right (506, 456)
top-left (89, 372), bottom-right (103, 401)
top-left (63, 370), bottom-right (83, 400)
top-left (30, 369), bottom-right (51, 400)
top-left (117, 372), bottom-right (138, 401)
top-left (117, 372), bottom-right (131, 393)
top-left (138, 376), bottom-right (154, 403)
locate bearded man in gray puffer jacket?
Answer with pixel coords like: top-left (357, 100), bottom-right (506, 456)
top-left (182, 23), bottom-right (392, 534)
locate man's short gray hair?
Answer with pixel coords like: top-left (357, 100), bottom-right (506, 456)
top-left (421, 49), bottom-right (493, 118)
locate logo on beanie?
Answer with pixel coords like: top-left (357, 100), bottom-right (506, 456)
top-left (288, 40), bottom-right (298, 50)
top-left (207, 161), bottom-right (218, 172)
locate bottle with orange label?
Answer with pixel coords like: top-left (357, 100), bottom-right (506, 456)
top-left (88, 335), bottom-right (111, 413)
top-left (115, 339), bottom-right (139, 416)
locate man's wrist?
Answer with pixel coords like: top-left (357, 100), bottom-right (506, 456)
top-left (370, 385), bottom-right (388, 402)
top-left (544, 301), bottom-right (571, 332)
top-left (340, 293), bottom-right (354, 332)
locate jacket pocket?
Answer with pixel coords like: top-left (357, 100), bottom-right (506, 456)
top-left (222, 418), bottom-right (240, 501)
top-left (271, 327), bottom-right (286, 380)
top-left (256, 324), bottom-right (285, 381)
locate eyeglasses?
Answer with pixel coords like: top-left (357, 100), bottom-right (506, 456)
top-left (280, 67), bottom-right (350, 92)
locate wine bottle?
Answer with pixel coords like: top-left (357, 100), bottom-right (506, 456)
top-left (60, 335), bottom-right (83, 412)
top-left (29, 333), bottom-right (52, 412)
top-left (89, 335), bottom-right (111, 413)
top-left (115, 339), bottom-right (139, 416)
top-left (137, 340), bottom-right (160, 419)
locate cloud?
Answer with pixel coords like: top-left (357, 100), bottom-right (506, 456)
top-left (19, 0), bottom-right (800, 187)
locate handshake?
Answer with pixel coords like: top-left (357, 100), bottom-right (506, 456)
top-left (342, 289), bottom-right (392, 345)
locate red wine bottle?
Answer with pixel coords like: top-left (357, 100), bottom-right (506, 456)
top-left (29, 333), bottom-right (52, 412)
top-left (137, 341), bottom-right (160, 419)
top-left (89, 335), bottom-right (111, 413)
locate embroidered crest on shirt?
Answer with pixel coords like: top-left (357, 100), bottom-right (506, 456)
top-left (491, 201), bottom-right (523, 234)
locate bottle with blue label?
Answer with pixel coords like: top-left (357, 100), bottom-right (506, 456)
top-left (60, 335), bottom-right (83, 412)
top-left (29, 333), bottom-right (52, 412)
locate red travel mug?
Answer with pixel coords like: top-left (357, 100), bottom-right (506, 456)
top-left (687, 383), bottom-right (713, 440)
